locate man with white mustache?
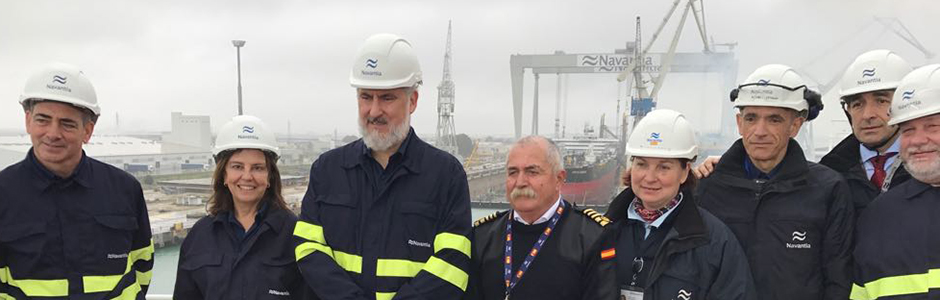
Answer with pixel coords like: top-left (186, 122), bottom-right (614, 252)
top-left (465, 136), bottom-right (616, 300)
top-left (852, 64), bottom-right (940, 299)
top-left (293, 34), bottom-right (472, 300)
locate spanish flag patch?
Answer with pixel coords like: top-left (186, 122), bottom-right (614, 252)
top-left (601, 248), bottom-right (616, 260)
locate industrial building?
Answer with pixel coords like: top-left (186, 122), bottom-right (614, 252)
top-left (0, 112), bottom-right (214, 173)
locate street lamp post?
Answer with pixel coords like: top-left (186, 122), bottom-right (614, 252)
top-left (232, 40), bottom-right (246, 115)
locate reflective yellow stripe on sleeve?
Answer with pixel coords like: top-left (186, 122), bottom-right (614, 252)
top-left (423, 256), bottom-right (469, 291)
top-left (83, 239), bottom-right (154, 294)
top-left (850, 283), bottom-right (871, 300)
top-left (376, 292), bottom-right (396, 300)
top-left (296, 241), bottom-right (334, 261)
top-left (433, 232), bottom-right (471, 258)
top-left (293, 221), bottom-right (364, 273)
top-left (0, 267), bottom-right (69, 297)
top-left (376, 259), bottom-right (424, 278)
top-left (294, 221), bottom-right (326, 243)
top-left (295, 242), bottom-right (363, 274)
top-left (851, 268), bottom-right (940, 299)
top-left (0, 292), bottom-right (15, 300)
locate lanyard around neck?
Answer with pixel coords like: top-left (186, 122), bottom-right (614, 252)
top-left (504, 201), bottom-right (565, 299)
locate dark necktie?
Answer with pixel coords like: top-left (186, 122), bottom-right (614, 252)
top-left (870, 153), bottom-right (896, 188)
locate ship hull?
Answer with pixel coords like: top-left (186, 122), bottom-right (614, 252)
top-left (561, 161), bottom-right (618, 207)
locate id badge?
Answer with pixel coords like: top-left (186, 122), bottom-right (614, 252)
top-left (620, 286), bottom-right (644, 300)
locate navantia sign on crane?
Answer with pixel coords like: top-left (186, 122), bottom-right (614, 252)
top-left (576, 54), bottom-right (661, 73)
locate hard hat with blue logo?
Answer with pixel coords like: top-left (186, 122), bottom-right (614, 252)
top-left (20, 62), bottom-right (100, 119)
top-left (626, 109), bottom-right (698, 160)
top-left (838, 49), bottom-right (912, 98)
top-left (888, 64), bottom-right (940, 126)
top-left (730, 64), bottom-right (824, 120)
top-left (213, 115), bottom-right (280, 158)
top-left (349, 33), bottom-right (423, 90)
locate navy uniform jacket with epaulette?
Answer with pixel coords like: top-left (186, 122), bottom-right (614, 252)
top-left (292, 128), bottom-right (472, 300)
top-left (695, 139), bottom-right (854, 300)
top-left (851, 179), bottom-right (940, 299)
top-left (465, 200), bottom-right (617, 300)
top-left (818, 134), bottom-right (911, 215)
top-left (173, 207), bottom-right (308, 300)
top-left (0, 150), bottom-right (153, 299)
top-left (604, 188), bottom-right (756, 300)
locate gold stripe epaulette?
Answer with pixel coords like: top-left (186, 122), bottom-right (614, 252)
top-left (582, 208), bottom-right (611, 227)
top-left (473, 212), bottom-right (501, 227)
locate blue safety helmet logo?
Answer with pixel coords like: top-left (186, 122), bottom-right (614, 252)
top-left (901, 90), bottom-right (915, 101)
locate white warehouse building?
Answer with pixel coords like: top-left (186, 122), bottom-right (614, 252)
top-left (0, 112), bottom-right (214, 174)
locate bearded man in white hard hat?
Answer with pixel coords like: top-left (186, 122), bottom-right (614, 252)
top-left (293, 34), bottom-right (472, 299)
top-left (852, 64), bottom-right (940, 299)
top-left (0, 63), bottom-right (154, 298)
top-left (694, 64), bottom-right (854, 299)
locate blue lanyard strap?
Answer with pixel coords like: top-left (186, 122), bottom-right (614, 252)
top-left (504, 201), bottom-right (566, 298)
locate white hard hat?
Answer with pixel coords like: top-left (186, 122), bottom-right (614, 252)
top-left (213, 115), bottom-right (280, 157)
top-left (19, 62), bottom-right (100, 116)
top-left (838, 49), bottom-right (913, 97)
top-left (732, 64), bottom-right (811, 113)
top-left (626, 109), bottom-right (698, 160)
top-left (349, 33), bottom-right (423, 90)
top-left (888, 64), bottom-right (940, 126)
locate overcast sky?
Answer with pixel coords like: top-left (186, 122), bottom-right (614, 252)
top-left (1, 0), bottom-right (937, 146)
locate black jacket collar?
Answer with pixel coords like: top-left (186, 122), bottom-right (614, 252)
top-left (819, 134), bottom-right (863, 173)
top-left (605, 188), bottom-right (707, 244)
top-left (26, 148), bottom-right (93, 190)
top-left (212, 203), bottom-right (290, 235)
top-left (712, 139), bottom-right (810, 192)
top-left (902, 179), bottom-right (937, 201)
top-left (606, 187), bottom-right (709, 287)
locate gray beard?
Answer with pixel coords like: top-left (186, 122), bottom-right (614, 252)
top-left (904, 157), bottom-right (940, 185)
top-left (359, 115), bottom-right (411, 152)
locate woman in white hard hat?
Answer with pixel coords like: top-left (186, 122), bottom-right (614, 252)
top-left (602, 109), bottom-right (755, 299)
top-left (174, 115), bottom-right (307, 299)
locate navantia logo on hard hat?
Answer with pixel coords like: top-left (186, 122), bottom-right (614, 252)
top-left (901, 90), bottom-right (915, 101)
top-left (20, 62), bottom-right (100, 116)
top-left (626, 109), bottom-right (698, 160)
top-left (214, 115), bottom-right (279, 157)
top-left (732, 64), bottom-right (810, 113)
top-left (47, 75), bottom-right (72, 93)
top-left (647, 132), bottom-right (663, 146)
top-left (888, 64), bottom-right (940, 126)
top-left (838, 49), bottom-right (913, 98)
top-left (350, 33), bottom-right (422, 90)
